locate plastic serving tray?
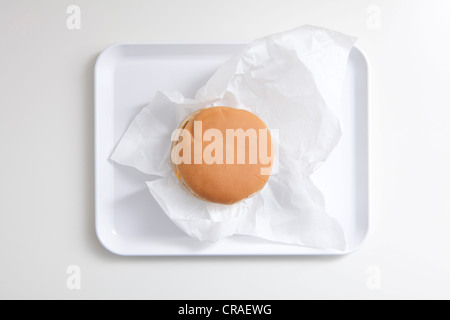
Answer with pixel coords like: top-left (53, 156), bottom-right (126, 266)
top-left (95, 43), bottom-right (369, 256)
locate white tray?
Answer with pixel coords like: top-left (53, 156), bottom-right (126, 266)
top-left (95, 43), bottom-right (369, 256)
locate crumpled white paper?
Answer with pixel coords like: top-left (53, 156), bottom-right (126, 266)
top-left (111, 25), bottom-right (356, 251)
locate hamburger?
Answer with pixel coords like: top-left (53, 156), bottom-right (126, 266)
top-left (170, 107), bottom-right (273, 205)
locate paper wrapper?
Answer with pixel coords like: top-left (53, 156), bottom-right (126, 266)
top-left (111, 25), bottom-right (357, 251)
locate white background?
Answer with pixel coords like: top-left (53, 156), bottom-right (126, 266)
top-left (0, 0), bottom-right (449, 299)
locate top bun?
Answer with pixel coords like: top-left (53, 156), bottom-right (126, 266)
top-left (171, 107), bottom-right (273, 205)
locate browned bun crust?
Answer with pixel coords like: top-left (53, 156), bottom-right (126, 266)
top-left (171, 107), bottom-right (273, 205)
